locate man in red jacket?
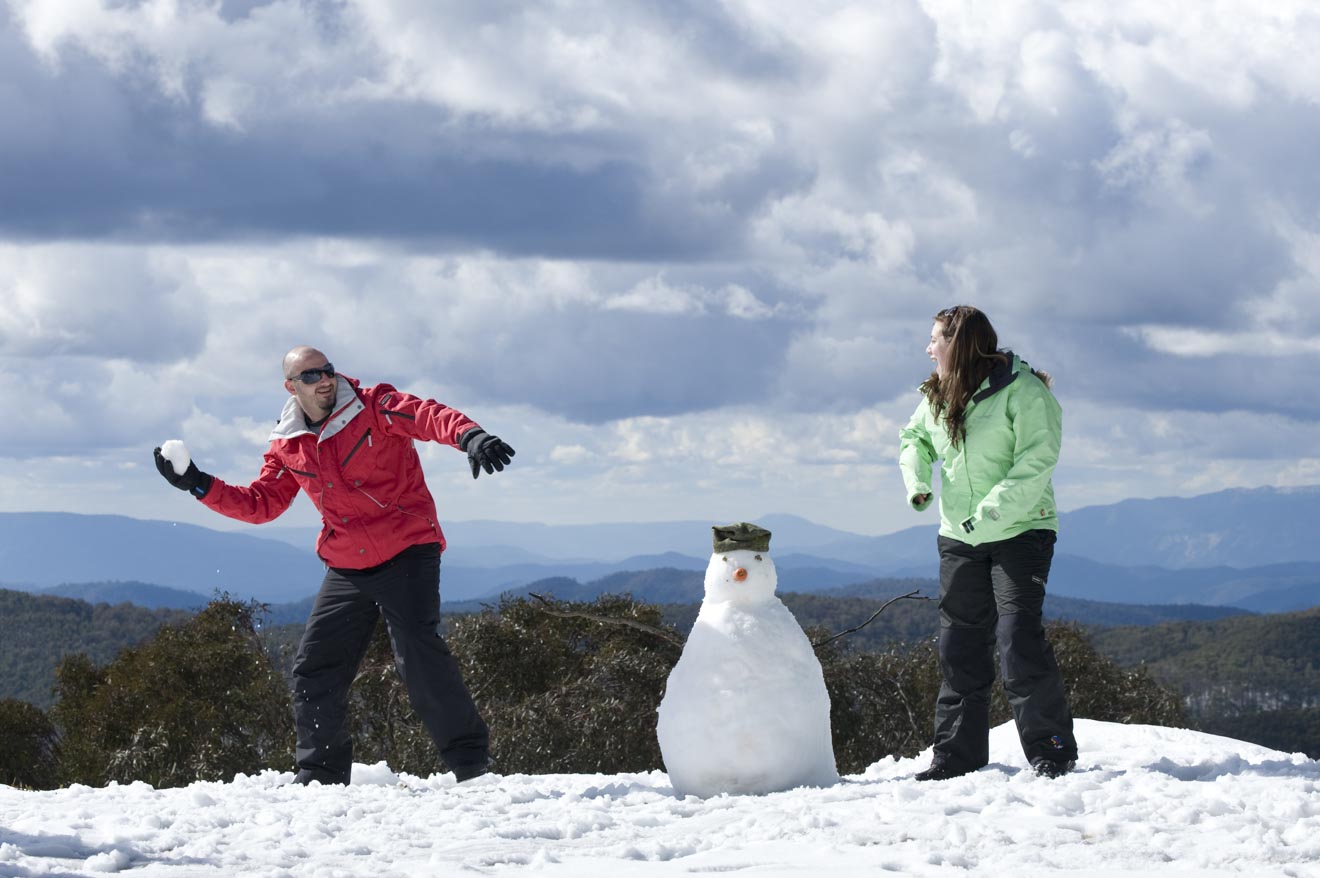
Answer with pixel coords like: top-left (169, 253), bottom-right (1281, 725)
top-left (153, 346), bottom-right (514, 785)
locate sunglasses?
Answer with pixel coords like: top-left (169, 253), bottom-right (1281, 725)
top-left (290, 363), bottom-right (336, 385)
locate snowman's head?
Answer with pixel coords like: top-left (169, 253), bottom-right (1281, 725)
top-left (704, 548), bottom-right (777, 605)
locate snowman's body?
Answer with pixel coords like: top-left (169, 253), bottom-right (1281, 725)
top-left (656, 548), bottom-right (838, 798)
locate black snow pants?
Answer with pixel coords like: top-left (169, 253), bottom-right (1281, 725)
top-left (291, 542), bottom-right (489, 784)
top-left (931, 528), bottom-right (1077, 771)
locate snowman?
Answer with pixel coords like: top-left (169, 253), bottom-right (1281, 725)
top-left (656, 522), bottom-right (839, 797)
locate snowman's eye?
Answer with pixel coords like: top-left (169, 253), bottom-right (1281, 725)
top-left (754, 554), bottom-right (762, 561)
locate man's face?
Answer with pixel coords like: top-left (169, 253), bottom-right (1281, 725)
top-left (284, 353), bottom-right (337, 420)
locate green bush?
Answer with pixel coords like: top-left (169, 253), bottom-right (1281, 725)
top-left (51, 597), bottom-right (293, 787)
top-left (1048, 621), bottom-right (1186, 728)
top-left (820, 620), bottom-right (1185, 773)
top-left (0, 698), bottom-right (61, 789)
top-left (342, 595), bottom-right (681, 776)
top-left (816, 635), bottom-right (944, 773)
top-left (456, 595), bottom-right (682, 774)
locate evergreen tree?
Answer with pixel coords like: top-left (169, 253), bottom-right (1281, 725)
top-left (0, 698), bottom-right (61, 789)
top-left (51, 597), bottom-right (293, 787)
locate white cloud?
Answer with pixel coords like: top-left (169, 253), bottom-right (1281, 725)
top-left (922, 0), bottom-right (1059, 122)
top-left (4, 0), bottom-right (1320, 530)
top-left (1124, 326), bottom-right (1320, 358)
top-left (603, 275), bottom-right (780, 319)
top-left (605, 276), bottom-right (704, 316)
top-left (548, 444), bottom-right (592, 465)
top-left (0, 244), bottom-right (203, 360)
top-left (754, 193), bottom-right (917, 271)
top-left (200, 75), bottom-right (252, 130)
top-left (1096, 119), bottom-right (1215, 212)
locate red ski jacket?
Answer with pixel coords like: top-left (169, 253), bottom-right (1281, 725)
top-left (200, 375), bottom-right (479, 569)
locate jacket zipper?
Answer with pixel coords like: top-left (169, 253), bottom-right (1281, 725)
top-left (278, 466), bottom-right (317, 479)
top-left (341, 429), bottom-right (372, 468)
top-left (963, 433), bottom-right (976, 525)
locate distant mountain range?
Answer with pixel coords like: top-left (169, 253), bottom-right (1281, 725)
top-left (444, 569), bottom-right (1248, 629)
top-left (0, 512), bottom-right (323, 603)
top-left (41, 580), bottom-right (210, 610)
top-left (2, 485), bottom-right (1318, 612)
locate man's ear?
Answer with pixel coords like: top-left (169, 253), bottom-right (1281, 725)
top-left (284, 379), bottom-right (296, 395)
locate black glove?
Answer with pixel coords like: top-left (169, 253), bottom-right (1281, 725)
top-left (459, 429), bottom-right (515, 479)
top-left (153, 448), bottom-right (214, 498)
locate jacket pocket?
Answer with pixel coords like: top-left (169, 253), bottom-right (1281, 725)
top-left (397, 504), bottom-right (439, 536)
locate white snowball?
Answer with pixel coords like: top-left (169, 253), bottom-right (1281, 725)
top-left (159, 439), bottom-right (191, 476)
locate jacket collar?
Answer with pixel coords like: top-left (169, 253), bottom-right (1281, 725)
top-left (269, 374), bottom-right (364, 443)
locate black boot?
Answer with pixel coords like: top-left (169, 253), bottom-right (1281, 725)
top-left (452, 757), bottom-right (494, 783)
top-left (1030, 757), bottom-right (1075, 779)
top-left (915, 760), bottom-right (978, 782)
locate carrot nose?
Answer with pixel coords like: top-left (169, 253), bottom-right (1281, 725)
top-left (733, 567), bottom-right (748, 581)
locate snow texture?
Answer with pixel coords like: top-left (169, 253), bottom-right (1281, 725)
top-left (2, 720), bottom-right (1318, 876)
top-left (158, 440), bottom-right (190, 477)
top-left (656, 549), bottom-right (838, 797)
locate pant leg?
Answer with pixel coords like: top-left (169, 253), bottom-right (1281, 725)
top-left (366, 544), bottom-right (490, 771)
top-left (989, 529), bottom-right (1078, 763)
top-left (933, 535), bottom-right (998, 770)
top-left (291, 568), bottom-right (381, 784)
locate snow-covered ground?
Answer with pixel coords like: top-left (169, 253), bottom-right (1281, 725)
top-left (2, 719), bottom-right (1318, 877)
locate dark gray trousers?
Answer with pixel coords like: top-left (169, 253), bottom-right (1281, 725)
top-left (291, 542), bottom-right (488, 784)
top-left (932, 529), bottom-right (1077, 770)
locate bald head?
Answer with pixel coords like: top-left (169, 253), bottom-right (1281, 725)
top-left (283, 346), bottom-right (329, 380)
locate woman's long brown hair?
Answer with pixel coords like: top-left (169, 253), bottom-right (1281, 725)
top-left (920, 305), bottom-right (1009, 448)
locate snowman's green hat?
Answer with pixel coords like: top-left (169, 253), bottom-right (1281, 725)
top-left (712, 522), bottom-right (771, 553)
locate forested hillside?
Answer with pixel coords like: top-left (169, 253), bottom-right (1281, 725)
top-left (0, 589), bottom-right (190, 707)
top-left (1093, 608), bottom-right (1320, 756)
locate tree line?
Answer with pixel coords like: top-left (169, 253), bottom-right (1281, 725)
top-left (1, 593), bottom-right (1183, 790)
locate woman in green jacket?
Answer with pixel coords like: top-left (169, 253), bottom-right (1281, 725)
top-left (899, 305), bottom-right (1077, 780)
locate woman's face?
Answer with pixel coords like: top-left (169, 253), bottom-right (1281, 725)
top-left (927, 321), bottom-right (951, 377)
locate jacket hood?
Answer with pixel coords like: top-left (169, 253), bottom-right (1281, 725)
top-left (270, 374), bottom-right (363, 442)
top-left (972, 351), bottom-right (1029, 403)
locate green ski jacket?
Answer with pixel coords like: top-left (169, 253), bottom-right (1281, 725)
top-left (898, 352), bottom-right (1060, 546)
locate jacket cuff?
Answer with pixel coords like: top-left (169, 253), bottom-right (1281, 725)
top-left (908, 483), bottom-right (933, 511)
top-left (458, 427), bottom-right (486, 452)
top-left (964, 506), bottom-right (1003, 539)
top-left (190, 472), bottom-right (214, 499)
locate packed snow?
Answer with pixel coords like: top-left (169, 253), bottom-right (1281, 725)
top-left (3, 720), bottom-right (1318, 877)
top-left (658, 547), bottom-right (838, 797)
top-left (158, 440), bottom-right (190, 477)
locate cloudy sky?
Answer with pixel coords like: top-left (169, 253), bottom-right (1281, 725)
top-left (2, 0), bottom-right (1319, 540)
